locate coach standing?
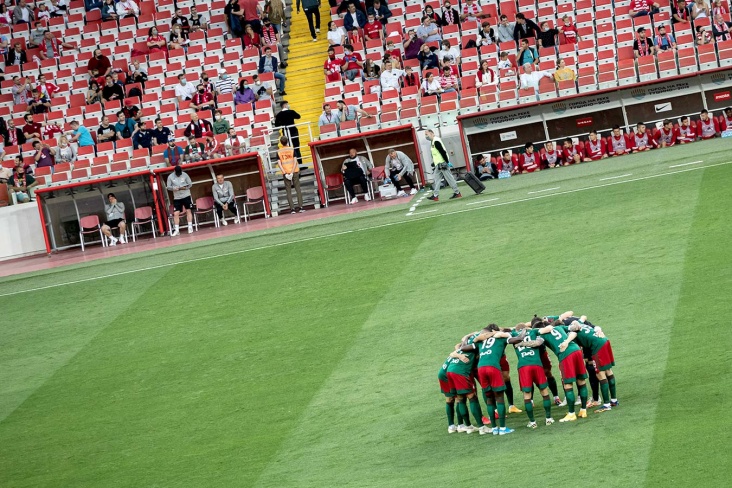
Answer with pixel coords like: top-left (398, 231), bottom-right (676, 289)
top-left (425, 129), bottom-right (461, 201)
top-left (167, 165), bottom-right (194, 236)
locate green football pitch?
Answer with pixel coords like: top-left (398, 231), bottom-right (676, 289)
top-left (1, 140), bottom-right (731, 487)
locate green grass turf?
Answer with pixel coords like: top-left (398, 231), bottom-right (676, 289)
top-left (1, 140), bottom-right (731, 487)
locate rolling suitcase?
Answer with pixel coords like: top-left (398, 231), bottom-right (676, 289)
top-left (462, 172), bottom-right (486, 194)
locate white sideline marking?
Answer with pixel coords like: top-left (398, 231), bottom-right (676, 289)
top-left (412, 209), bottom-right (437, 216)
top-left (2, 160), bottom-right (730, 298)
top-left (528, 187), bottom-right (560, 195)
top-left (466, 198), bottom-right (499, 206)
top-left (599, 173), bottom-right (632, 181)
top-left (669, 160), bottom-right (703, 168)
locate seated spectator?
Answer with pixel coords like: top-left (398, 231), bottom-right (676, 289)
top-left (29, 22), bottom-right (46, 48)
top-left (343, 3), bottom-right (367, 31)
top-left (185, 135), bottom-right (206, 162)
top-left (561, 138), bottom-right (584, 163)
top-left (318, 103), bottom-right (341, 129)
top-left (537, 21), bottom-right (559, 48)
top-left (672, 0), bottom-right (691, 23)
top-left (513, 13), bottom-right (540, 41)
top-left (212, 110), bottom-right (231, 135)
top-left (475, 60), bottom-right (497, 88)
top-left (23, 114), bottom-right (43, 144)
top-left (223, 127), bottom-right (248, 156)
top-left (381, 53), bottom-right (397, 72)
top-left (423, 5), bottom-right (441, 23)
top-left (277, 136), bottom-right (305, 213)
top-left (462, 0), bottom-right (483, 22)
top-left (385, 148), bottom-right (418, 195)
top-left (122, 99), bottom-right (141, 122)
top-left (584, 130), bottom-right (608, 160)
top-left (517, 38), bottom-right (539, 66)
top-left (369, 0), bottom-right (391, 24)
top-left (438, 40), bottom-right (461, 68)
top-left (712, 13), bottom-right (732, 41)
top-left (496, 15), bottom-right (516, 43)
top-left (28, 89), bottom-right (51, 115)
top-left (421, 72), bottom-right (443, 96)
top-left (151, 118), bottom-right (173, 145)
top-left (252, 74), bottom-right (275, 102)
top-left (553, 59), bottom-right (576, 82)
top-left (189, 5), bottom-right (209, 32)
top-left (691, 0), bottom-right (710, 19)
top-left (171, 8), bottom-right (190, 34)
top-left (258, 46), bottom-right (286, 95)
top-left (36, 74), bottom-right (60, 99)
top-left (324, 46), bottom-right (344, 82)
top-left (8, 165), bottom-right (38, 203)
top-left (0, 5), bottom-right (11, 25)
top-left (6, 43), bottom-right (27, 66)
top-left (243, 24), bottom-right (261, 48)
top-left (629, 0), bottom-right (660, 18)
top-left (363, 14), bottom-right (383, 41)
top-left (541, 141), bottom-right (563, 167)
top-left (497, 51), bottom-right (516, 71)
top-left (518, 143), bottom-right (540, 173)
top-left (199, 73), bottom-right (215, 96)
top-left (33, 141), bottom-right (56, 172)
top-left (404, 29), bottom-right (424, 60)
top-left (418, 44), bottom-right (439, 70)
top-left (417, 16), bottom-right (442, 43)
top-left (337, 0), bottom-right (365, 15)
top-left (336, 99), bottom-right (373, 123)
top-left (633, 27), bottom-right (656, 57)
top-left (559, 15), bottom-right (581, 44)
top-left (213, 72), bottom-right (234, 98)
top-left (131, 120), bottom-right (152, 151)
top-left (380, 61), bottom-right (405, 92)
top-left (146, 26), bottom-right (167, 55)
top-left (114, 111), bottom-right (136, 140)
top-left (38, 4), bottom-right (51, 22)
top-left (385, 37), bottom-right (402, 60)
top-left (697, 25), bottom-right (713, 44)
top-left (348, 26), bottom-right (363, 44)
top-left (175, 73), bottom-right (196, 102)
top-left (655, 25), bottom-right (677, 51)
top-left (13, 0), bottom-right (35, 25)
top-left (102, 193), bottom-right (127, 245)
top-left (190, 84), bottom-right (215, 114)
top-left (519, 63), bottom-right (553, 94)
top-left (5, 119), bottom-right (25, 147)
top-left (234, 79), bottom-right (256, 107)
top-left (441, 1), bottom-right (460, 27)
top-left (101, 0), bottom-right (118, 21)
top-left (470, 20), bottom-right (495, 48)
top-left (43, 121), bottom-right (63, 140)
top-left (88, 49), bottom-right (112, 78)
top-left (438, 66), bottom-right (459, 93)
top-left (115, 0), bottom-right (139, 19)
top-left (341, 44), bottom-right (364, 82)
top-left (632, 122), bottom-right (657, 151)
top-left (341, 148), bottom-right (373, 203)
top-left (403, 66), bottom-right (419, 87)
top-left (473, 154), bottom-right (497, 180)
top-left (184, 113), bottom-right (213, 139)
top-left (163, 140), bottom-right (185, 165)
top-left (212, 174), bottom-right (240, 223)
top-left (608, 125), bottom-right (633, 156)
top-left (85, 0), bottom-right (103, 12)
top-left (40, 30), bottom-right (76, 61)
top-left (12, 76), bottom-right (32, 104)
top-left (697, 109), bottom-right (721, 139)
top-left (55, 135), bottom-right (77, 164)
top-left (102, 75), bottom-right (125, 105)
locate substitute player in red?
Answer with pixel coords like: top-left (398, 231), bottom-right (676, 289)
top-left (654, 119), bottom-right (678, 148)
top-left (632, 122), bottom-right (657, 151)
top-left (518, 143), bottom-right (540, 173)
top-left (677, 116), bottom-right (697, 143)
top-left (508, 325), bottom-right (554, 428)
top-left (561, 138), bottom-right (583, 164)
top-left (696, 109), bottom-right (720, 139)
top-left (609, 125), bottom-right (633, 156)
top-left (541, 141), bottom-right (563, 168)
top-left (721, 107), bottom-right (732, 130)
top-left (584, 130), bottom-right (608, 161)
top-left (567, 320), bottom-right (618, 412)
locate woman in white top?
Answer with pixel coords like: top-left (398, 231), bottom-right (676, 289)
top-left (421, 73), bottom-right (442, 96)
top-left (55, 136), bottom-right (77, 165)
top-left (692, 0), bottom-right (710, 19)
top-left (327, 21), bottom-right (346, 46)
top-left (475, 60), bottom-right (496, 88)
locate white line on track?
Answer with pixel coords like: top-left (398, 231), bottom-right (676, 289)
top-left (466, 198), bottom-right (499, 206)
top-left (528, 187), bottom-right (560, 194)
top-left (669, 160), bottom-right (703, 168)
top-left (411, 209), bottom-right (438, 216)
top-left (599, 173), bottom-right (632, 181)
top-left (2, 160), bottom-right (730, 298)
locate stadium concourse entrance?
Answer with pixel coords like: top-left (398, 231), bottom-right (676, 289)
top-left (458, 68), bottom-right (732, 170)
top-left (309, 125), bottom-right (426, 205)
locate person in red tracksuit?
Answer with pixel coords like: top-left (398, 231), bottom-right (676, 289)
top-left (561, 138), bottom-right (583, 164)
top-left (696, 109), bottom-right (720, 139)
top-left (632, 122), bottom-right (657, 151)
top-left (677, 116), bottom-right (697, 143)
top-left (584, 130), bottom-right (608, 161)
top-left (654, 119), bottom-right (678, 148)
top-left (541, 141), bottom-right (563, 168)
top-left (721, 107), bottom-right (732, 131)
top-left (608, 125), bottom-right (632, 156)
top-left (518, 142), bottom-right (540, 173)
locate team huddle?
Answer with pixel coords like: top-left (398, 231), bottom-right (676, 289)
top-left (438, 312), bottom-right (617, 435)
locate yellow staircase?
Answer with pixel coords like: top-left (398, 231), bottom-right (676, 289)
top-left (282, 4), bottom-right (333, 142)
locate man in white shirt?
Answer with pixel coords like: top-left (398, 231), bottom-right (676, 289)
top-left (380, 61), bottom-right (405, 93)
top-left (174, 73), bottom-right (197, 102)
top-left (519, 63), bottom-right (554, 95)
top-left (318, 103), bottom-right (342, 128)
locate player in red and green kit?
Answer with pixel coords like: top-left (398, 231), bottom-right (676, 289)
top-left (508, 325), bottom-right (555, 428)
top-left (462, 324), bottom-right (517, 435)
top-left (535, 320), bottom-right (589, 422)
top-left (446, 334), bottom-right (485, 434)
top-left (567, 320), bottom-right (617, 412)
top-left (438, 345), bottom-right (473, 433)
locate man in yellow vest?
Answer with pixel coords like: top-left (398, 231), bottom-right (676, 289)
top-left (425, 129), bottom-right (462, 201)
top-left (277, 136), bottom-right (305, 213)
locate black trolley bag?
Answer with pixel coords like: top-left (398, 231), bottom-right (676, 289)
top-left (462, 171), bottom-right (485, 194)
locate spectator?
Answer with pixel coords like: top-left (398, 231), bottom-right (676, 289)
top-left (520, 63), bottom-right (554, 95)
top-left (584, 130), bottom-right (608, 160)
top-left (418, 43), bottom-right (439, 70)
top-left (122, 99), bottom-right (141, 122)
top-left (324, 47), bottom-right (344, 82)
top-left (672, 0), bottom-right (691, 23)
top-left (115, 0), bottom-right (139, 19)
top-left (417, 16), bottom-right (442, 43)
top-left (380, 61), bottom-right (405, 93)
top-left (421, 72), bottom-right (442, 96)
top-left (56, 135), bottom-right (77, 164)
top-left (541, 141), bottom-right (562, 167)
top-left (234, 79), bottom-right (256, 107)
top-left (633, 27), bottom-right (656, 58)
top-left (697, 25), bottom-right (713, 44)
top-left (133, 121), bottom-right (153, 151)
top-left (343, 3), bottom-right (366, 31)
top-left (85, 0), bottom-right (103, 11)
top-left (438, 40), bottom-right (461, 68)
top-left (258, 47), bottom-right (286, 95)
top-left (26, 89), bottom-right (49, 115)
top-left (68, 121), bottom-right (95, 147)
top-left (691, 0), bottom-right (710, 19)
top-left (199, 73), bottom-right (215, 96)
top-left (384, 148), bottom-right (418, 196)
top-left (441, 1), bottom-right (460, 27)
top-left (171, 8), bottom-right (190, 34)
top-left (166, 165), bottom-right (194, 236)
top-left (185, 135), bottom-right (206, 162)
top-left (341, 148), bottom-right (373, 203)
top-left (559, 15), bottom-right (581, 44)
top-left (609, 125), bottom-right (632, 156)
top-left (6, 43), bottom-right (27, 66)
top-left (225, 0), bottom-right (245, 38)
top-left (326, 21), bottom-right (346, 46)
top-left (364, 59), bottom-right (382, 81)
top-left (341, 44), bottom-right (364, 82)
top-left (277, 136), bottom-right (305, 213)
top-left (496, 15), bottom-right (515, 43)
top-left (438, 66), bottom-right (459, 93)
top-left (145, 26), bottom-right (167, 55)
top-left (169, 23), bottom-right (189, 51)
top-left (252, 74), bottom-right (274, 102)
top-left (537, 21), bottom-right (560, 48)
top-left (163, 140), bottom-right (185, 165)
top-left (242, 23), bottom-right (261, 48)
top-left (297, 0), bottom-right (321, 41)
top-left (265, 0), bottom-right (285, 32)
top-left (206, 110), bottom-right (227, 137)
top-left (11, 76), bottom-right (31, 104)
top-left (5, 119), bottom-right (25, 147)
top-left (33, 141), bottom-right (56, 171)
top-left (336, 99), bottom-right (373, 124)
top-left (632, 122), bottom-right (657, 151)
top-left (215, 71), bottom-right (235, 96)
top-left (43, 121), bottom-right (63, 141)
top-left (223, 127), bottom-right (248, 155)
top-left (101, 193), bottom-right (127, 245)
top-left (474, 20), bottom-right (496, 48)
top-left (712, 13), bottom-right (732, 40)
top-left (102, 75), bottom-right (124, 105)
top-left (13, 0), bottom-right (35, 25)
top-left (461, 0), bottom-right (482, 22)
top-left (189, 5), bottom-right (209, 32)
top-left (404, 29), bottom-right (424, 60)
top-left (385, 37), bottom-right (402, 60)
top-left (23, 114), bottom-right (43, 144)
top-left (101, 0), bottom-right (118, 21)
top-left (697, 109), bottom-right (721, 139)
top-left (37, 4), bottom-right (51, 22)
top-left (87, 49), bottom-right (112, 77)
top-left (127, 59), bottom-right (148, 86)
top-left (152, 118), bottom-right (173, 145)
top-left (425, 130), bottom-right (461, 201)
top-left (655, 25), bottom-right (678, 50)
top-left (518, 142), bottom-right (540, 173)
top-left (190, 83), bottom-right (215, 114)
top-left (423, 5), bottom-right (441, 23)
top-left (36, 74), bottom-right (60, 99)
top-left (654, 119), bottom-right (678, 148)
top-left (114, 111), bottom-right (136, 140)
top-left (475, 60), bottom-right (497, 88)
top-left (336, 0), bottom-right (365, 15)
top-left (318, 103), bottom-right (341, 128)
top-left (517, 38), bottom-right (539, 66)
top-left (29, 22), bottom-right (46, 48)
top-left (553, 59), bottom-right (576, 82)
top-left (8, 165), bottom-right (38, 203)
top-left (473, 154), bottom-right (497, 180)
top-left (513, 13), bottom-right (540, 42)
top-left (0, 5), bottom-right (11, 25)
top-left (184, 113), bottom-right (213, 139)
top-left (241, 0), bottom-right (263, 34)
top-left (364, 14), bottom-right (384, 41)
top-left (712, 0), bottom-right (729, 16)
top-left (175, 73), bottom-right (197, 102)
top-left (629, 0), bottom-right (660, 17)
top-left (210, 174), bottom-right (240, 224)
top-left (369, 0), bottom-right (391, 24)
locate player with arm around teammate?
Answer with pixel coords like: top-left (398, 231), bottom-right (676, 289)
top-left (439, 343), bottom-right (472, 433)
top-left (508, 324), bottom-right (555, 428)
top-left (446, 333), bottom-right (484, 434)
top-left (567, 319), bottom-right (617, 412)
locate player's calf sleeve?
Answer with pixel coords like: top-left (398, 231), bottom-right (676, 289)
top-left (457, 400), bottom-right (470, 426)
top-left (524, 400), bottom-right (535, 422)
top-left (607, 374), bottom-right (617, 399)
top-left (486, 404), bottom-right (496, 428)
top-left (589, 371), bottom-right (600, 401)
top-left (446, 402), bottom-right (455, 426)
top-left (578, 383), bottom-right (588, 409)
top-left (565, 389), bottom-right (576, 413)
top-left (599, 378), bottom-right (611, 404)
top-left (469, 397), bottom-right (484, 427)
top-left (547, 376), bottom-right (559, 397)
top-left (542, 395), bottom-right (552, 418)
top-left (505, 381), bottom-right (514, 405)
top-left (496, 401), bottom-right (506, 428)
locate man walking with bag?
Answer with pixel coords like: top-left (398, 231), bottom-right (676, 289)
top-left (277, 136), bottom-right (305, 213)
top-left (425, 129), bottom-right (461, 201)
